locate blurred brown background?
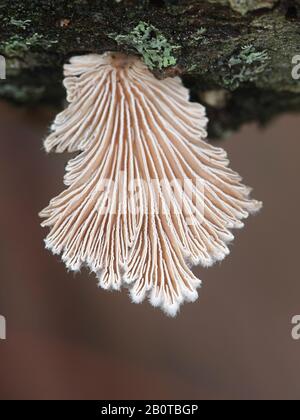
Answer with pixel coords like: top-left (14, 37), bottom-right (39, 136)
top-left (0, 101), bottom-right (299, 400)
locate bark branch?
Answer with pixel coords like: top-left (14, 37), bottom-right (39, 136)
top-left (0, 0), bottom-right (299, 137)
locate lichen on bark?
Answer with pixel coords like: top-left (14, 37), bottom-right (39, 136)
top-left (209, 0), bottom-right (279, 15)
top-left (0, 0), bottom-right (299, 137)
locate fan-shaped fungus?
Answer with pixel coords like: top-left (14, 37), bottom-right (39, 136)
top-left (40, 52), bottom-right (261, 316)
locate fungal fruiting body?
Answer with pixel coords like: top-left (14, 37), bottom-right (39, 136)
top-left (40, 52), bottom-right (261, 316)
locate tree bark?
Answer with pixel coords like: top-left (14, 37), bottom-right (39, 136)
top-left (0, 0), bottom-right (299, 137)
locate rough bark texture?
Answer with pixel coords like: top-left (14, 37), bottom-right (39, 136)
top-left (0, 0), bottom-right (299, 137)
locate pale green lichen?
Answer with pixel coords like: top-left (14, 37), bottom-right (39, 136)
top-left (110, 21), bottom-right (179, 70)
top-left (222, 44), bottom-right (269, 90)
top-left (229, 0), bottom-right (278, 15)
top-left (9, 18), bottom-right (31, 29)
top-left (0, 33), bottom-right (58, 58)
top-left (0, 35), bottom-right (33, 57)
top-left (208, 0), bottom-right (278, 15)
top-left (186, 27), bottom-right (207, 46)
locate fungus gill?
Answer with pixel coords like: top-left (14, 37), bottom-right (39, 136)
top-left (40, 52), bottom-right (261, 316)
